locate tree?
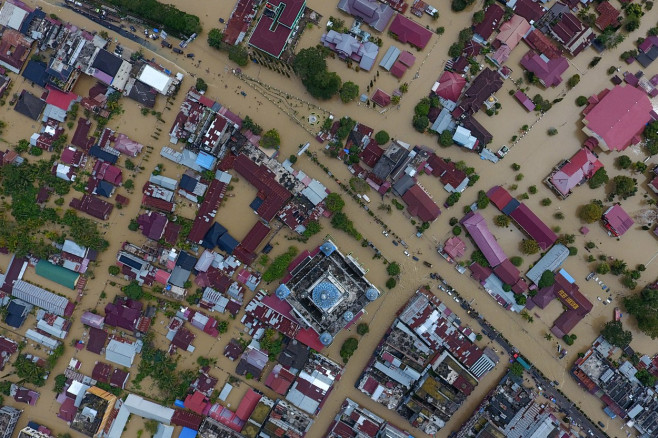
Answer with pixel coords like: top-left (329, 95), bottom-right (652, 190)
top-left (414, 98), bottom-right (431, 117)
top-left (446, 192), bottom-right (461, 206)
top-left (293, 47), bottom-right (341, 100)
top-left (325, 193), bottom-right (345, 212)
top-left (386, 277), bottom-right (396, 289)
top-left (439, 130), bottom-right (453, 146)
top-left (563, 334), bottom-right (576, 345)
top-left (576, 96), bottom-right (588, 106)
top-left (263, 247), bottom-right (299, 282)
top-left (448, 42), bottom-right (464, 58)
top-left (515, 294), bottom-right (527, 305)
top-left (617, 155), bottom-right (632, 169)
top-left (471, 250), bottom-right (490, 268)
top-left (473, 10), bottom-right (485, 24)
top-left (520, 239), bottom-right (540, 255)
top-left (412, 114), bottom-right (429, 132)
top-left (510, 256), bottom-right (523, 267)
top-left (597, 262), bottom-right (610, 274)
top-left (510, 362), bottom-right (524, 377)
top-left (339, 81), bottom-right (359, 103)
top-left (340, 337), bottom-right (359, 363)
top-left (452, 225), bottom-right (462, 236)
top-left (579, 202), bottom-right (603, 223)
top-left (601, 321), bottom-right (632, 348)
top-left (242, 115), bottom-right (263, 135)
top-left (123, 281), bottom-right (143, 300)
top-left (547, 128), bottom-right (558, 136)
top-left (145, 420), bottom-right (160, 435)
top-left (588, 168), bottom-right (609, 189)
top-left (636, 369), bottom-right (657, 387)
top-left (260, 129), bottom-right (281, 149)
top-left (207, 28), bottom-right (224, 49)
top-left (302, 220), bottom-right (321, 238)
top-left (610, 259), bottom-right (627, 275)
top-left (567, 74), bottom-right (580, 88)
top-left (610, 175), bottom-right (637, 199)
top-left (123, 179), bottom-right (134, 190)
top-left (374, 130), bottom-right (389, 145)
top-left (494, 214), bottom-right (510, 227)
top-left (624, 287), bottom-right (658, 338)
top-left (387, 262), bottom-right (400, 276)
top-left (54, 374), bottom-right (67, 393)
top-left (195, 78), bottom-right (208, 92)
top-left (228, 45), bottom-right (249, 66)
top-left (108, 265), bottom-right (120, 275)
top-left (357, 323), bottom-right (369, 335)
top-left (538, 270), bottom-right (555, 289)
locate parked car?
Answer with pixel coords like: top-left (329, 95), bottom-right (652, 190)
top-left (423, 261), bottom-right (433, 268)
top-left (586, 272), bottom-right (595, 281)
top-left (597, 421), bottom-right (606, 428)
top-left (130, 25), bottom-right (136, 32)
top-left (187, 53), bottom-right (195, 58)
top-left (403, 250), bottom-right (410, 257)
top-left (496, 145), bottom-right (509, 158)
top-left (173, 48), bottom-right (183, 54)
top-left (382, 230), bottom-right (388, 237)
top-left (161, 41), bottom-right (172, 48)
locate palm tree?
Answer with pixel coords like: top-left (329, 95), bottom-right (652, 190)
top-left (544, 333), bottom-right (553, 341)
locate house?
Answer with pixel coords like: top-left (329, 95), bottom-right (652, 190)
top-left (452, 126), bottom-right (478, 150)
top-left (541, 271), bottom-right (592, 337)
top-left (461, 212), bottom-right (507, 267)
top-left (93, 161), bottom-right (123, 185)
top-left (546, 6), bottom-right (594, 55)
top-left (105, 339), bottom-right (138, 368)
top-left (371, 88), bottom-right (391, 107)
top-left (11, 280), bottom-right (73, 316)
top-left (321, 30), bottom-right (379, 71)
top-left (359, 141), bottom-right (385, 167)
top-left (0, 28), bottom-right (31, 73)
top-left (520, 51), bottom-right (569, 87)
top-left (514, 90), bottom-right (535, 111)
top-left (14, 90), bottom-right (45, 120)
top-left (87, 49), bottom-right (131, 90)
top-left (595, 2), bottom-right (620, 30)
top-left (433, 71), bottom-right (466, 103)
top-left (461, 116), bottom-right (492, 147)
top-left (443, 236), bottom-right (466, 260)
top-left (387, 14), bottom-right (432, 49)
top-left (0, 336), bottom-right (18, 370)
top-left (110, 368), bottom-right (129, 389)
top-left (582, 85), bottom-right (653, 152)
top-left (104, 297), bottom-right (144, 332)
top-left (248, 0), bottom-right (306, 58)
top-left (453, 68), bottom-right (503, 118)
top-left (602, 205), bottom-right (634, 237)
top-left (426, 154), bottom-right (469, 192)
top-left (524, 29), bottom-right (561, 59)
top-left (5, 301), bottom-right (28, 328)
top-left (372, 141), bottom-right (409, 180)
top-left (337, 0), bottom-right (395, 32)
top-left (379, 45), bottom-right (401, 70)
top-left (35, 260), bottom-right (79, 290)
top-left (89, 145), bottom-right (119, 164)
top-left (513, 0), bottom-right (546, 23)
top-left (81, 311), bottom-right (105, 329)
top-left (92, 362), bottom-right (112, 382)
top-left (493, 15), bottom-right (531, 64)
top-left (236, 345), bottom-right (268, 379)
top-left (53, 163), bottom-right (76, 182)
top-left (137, 211), bottom-right (169, 241)
top-left (402, 184), bottom-right (440, 222)
top-left (87, 327), bottom-right (108, 354)
top-left (70, 194), bottom-right (113, 220)
top-left (547, 148), bottom-right (603, 198)
top-left (22, 60), bottom-right (48, 87)
top-left (285, 355), bottom-right (342, 414)
top-left (265, 364), bottom-right (296, 395)
top-left (526, 244), bottom-right (570, 285)
top-left (473, 4), bottom-right (504, 42)
top-left (60, 147), bottom-right (84, 167)
top-left (509, 203), bottom-right (557, 250)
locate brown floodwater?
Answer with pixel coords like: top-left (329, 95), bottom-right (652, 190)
top-left (1, 0), bottom-right (656, 436)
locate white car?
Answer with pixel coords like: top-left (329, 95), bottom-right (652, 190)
top-left (597, 296), bottom-right (602, 301)
top-left (382, 230), bottom-right (389, 237)
top-left (403, 250), bottom-right (410, 257)
top-left (605, 297), bottom-right (612, 304)
top-left (447, 290), bottom-right (452, 296)
top-left (453, 297), bottom-right (460, 303)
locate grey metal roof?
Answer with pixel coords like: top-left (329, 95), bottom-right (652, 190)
top-left (526, 244), bottom-right (569, 285)
top-left (12, 280), bottom-right (69, 316)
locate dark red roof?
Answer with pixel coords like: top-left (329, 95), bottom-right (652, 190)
top-left (105, 298), bottom-right (143, 332)
top-left (71, 118), bottom-right (95, 150)
top-left (595, 2), bottom-right (620, 30)
top-left (171, 409), bottom-right (204, 430)
top-left (59, 397), bottom-right (76, 422)
top-left (469, 262), bottom-right (492, 283)
top-left (454, 68), bottom-right (503, 117)
top-left (426, 154), bottom-right (467, 189)
top-left (390, 60), bottom-right (407, 78)
top-left (87, 327), bottom-right (108, 354)
top-left (473, 4), bottom-right (504, 40)
top-left (388, 14), bottom-right (433, 49)
top-left (142, 195), bottom-right (175, 213)
top-left (248, 0), bottom-right (305, 57)
top-left (224, 0), bottom-right (258, 45)
top-left (486, 185), bottom-right (513, 210)
top-left (492, 259), bottom-right (520, 285)
top-left (371, 89), bottom-right (391, 107)
top-left (233, 154), bottom-right (291, 221)
top-left (360, 142), bottom-right (385, 167)
top-left (435, 71), bottom-right (466, 102)
top-left (235, 388), bottom-right (261, 421)
top-left (187, 179), bottom-right (227, 243)
top-left (69, 194), bottom-right (113, 220)
top-left (171, 327), bottom-right (195, 350)
top-left (60, 147), bottom-right (83, 166)
top-left (92, 362), bottom-right (112, 382)
top-left (509, 203), bottom-right (557, 250)
top-left (239, 221), bottom-right (270, 253)
top-left (524, 29), bottom-right (561, 59)
top-left (514, 0), bottom-right (545, 22)
top-left (401, 184), bottom-right (440, 222)
top-left (265, 365), bottom-right (296, 395)
top-left (110, 368), bottom-right (129, 388)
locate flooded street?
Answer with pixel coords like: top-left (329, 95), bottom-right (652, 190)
top-left (0, 0), bottom-right (656, 437)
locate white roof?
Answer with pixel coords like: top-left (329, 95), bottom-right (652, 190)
top-left (218, 383), bottom-right (233, 401)
top-left (0, 2), bottom-right (29, 30)
top-left (63, 239), bottom-right (87, 258)
top-left (37, 318), bottom-right (68, 339)
top-left (149, 174), bottom-right (178, 191)
top-left (25, 328), bottom-right (60, 349)
top-left (105, 339), bottom-right (137, 368)
top-left (124, 394), bottom-right (175, 422)
top-left (138, 65), bottom-right (174, 95)
top-left (153, 424), bottom-right (174, 438)
top-left (12, 280), bottom-right (69, 316)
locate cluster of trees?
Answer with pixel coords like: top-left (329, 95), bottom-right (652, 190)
top-left (538, 270), bottom-right (555, 289)
top-left (260, 129), bottom-right (281, 149)
top-left (206, 29), bottom-right (249, 66)
top-left (624, 3), bottom-right (644, 32)
top-left (340, 337), bottom-right (359, 363)
top-left (520, 239), bottom-right (540, 255)
top-left (294, 47), bottom-right (342, 100)
top-left (412, 97), bottom-right (439, 133)
top-left (302, 220), bottom-right (321, 238)
top-left (588, 168), bottom-right (609, 189)
top-left (339, 82), bottom-right (360, 103)
top-left (448, 28), bottom-right (474, 58)
top-left (105, 0), bottom-right (201, 36)
top-left (259, 328), bottom-right (283, 360)
top-left (241, 115), bottom-right (263, 135)
top-left (644, 120), bottom-right (658, 155)
top-left (610, 175), bottom-right (637, 199)
top-left (624, 287), bottom-right (658, 338)
top-left (579, 202), bottom-right (603, 223)
top-left (600, 321), bottom-right (632, 348)
top-left (263, 246), bottom-right (299, 282)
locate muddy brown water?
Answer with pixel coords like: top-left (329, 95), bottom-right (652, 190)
top-left (0, 0), bottom-right (655, 436)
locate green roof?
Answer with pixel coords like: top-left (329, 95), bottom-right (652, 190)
top-left (35, 260), bottom-right (79, 290)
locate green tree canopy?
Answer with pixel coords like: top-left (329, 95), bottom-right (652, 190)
top-left (123, 281), bottom-right (143, 300)
top-left (624, 287), bottom-right (658, 338)
top-left (207, 28), bottom-right (224, 49)
top-left (439, 130), bottom-right (453, 146)
top-left (588, 168), bottom-right (609, 189)
top-left (520, 239), bottom-right (540, 255)
top-left (494, 214), bottom-right (510, 227)
top-left (339, 81), bottom-right (359, 103)
top-left (601, 321), bottom-right (632, 348)
top-left (610, 175), bottom-right (637, 199)
top-left (374, 130), bottom-right (389, 145)
top-left (228, 45), bottom-right (249, 66)
top-left (579, 202), bottom-right (603, 223)
top-left (387, 262), bottom-right (400, 276)
top-left (617, 155), bottom-right (632, 169)
top-left (293, 47), bottom-right (341, 100)
top-left (260, 129), bottom-right (281, 149)
top-left (325, 193), bottom-right (345, 212)
top-left (538, 270), bottom-right (555, 289)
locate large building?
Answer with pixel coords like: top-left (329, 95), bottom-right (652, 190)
top-left (275, 240), bottom-right (380, 347)
top-left (248, 0), bottom-right (306, 58)
top-left (0, 405), bottom-right (21, 438)
top-left (582, 85), bottom-right (653, 152)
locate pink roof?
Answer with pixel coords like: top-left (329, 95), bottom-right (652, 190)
top-left (496, 15), bottom-right (530, 50)
top-left (397, 50), bottom-right (416, 67)
top-left (388, 14), bottom-right (433, 49)
top-left (520, 51), bottom-right (569, 87)
top-left (514, 90), bottom-right (535, 111)
top-left (371, 89), bottom-right (391, 107)
top-left (583, 85), bottom-right (653, 151)
top-left (402, 184), bottom-right (441, 222)
top-left (602, 205), bottom-right (634, 236)
top-left (154, 269), bottom-right (170, 285)
top-left (390, 60), bottom-right (407, 78)
top-left (462, 212), bottom-right (507, 267)
top-left (444, 236), bottom-right (466, 259)
top-left (509, 204), bottom-right (557, 250)
top-left (435, 71), bottom-right (466, 102)
top-left (549, 148), bottom-right (603, 196)
top-left (45, 86), bottom-right (78, 110)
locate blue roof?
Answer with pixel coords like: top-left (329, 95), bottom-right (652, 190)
top-left (320, 241), bottom-right (337, 256)
top-left (312, 282), bottom-right (341, 310)
top-left (202, 222), bottom-right (227, 249)
top-left (178, 427), bottom-right (198, 438)
top-left (217, 233), bottom-right (239, 254)
top-left (6, 301), bottom-right (27, 328)
top-left (365, 288), bottom-right (379, 301)
top-left (559, 269), bottom-right (575, 284)
top-left (174, 399), bottom-right (185, 408)
top-left (118, 254), bottom-right (143, 270)
top-left (95, 180), bottom-right (114, 198)
top-left (20, 9), bottom-right (45, 34)
top-left (176, 251), bottom-right (198, 270)
top-left (275, 284), bottom-right (291, 299)
top-left (319, 332), bottom-right (333, 346)
top-left (89, 146), bottom-right (118, 164)
top-left (22, 60), bottom-right (49, 88)
top-left (343, 311), bottom-right (354, 322)
top-left (195, 152), bottom-right (216, 170)
top-left (179, 174), bottom-right (198, 192)
top-left (501, 199), bottom-right (520, 215)
top-left (250, 196), bottom-right (264, 211)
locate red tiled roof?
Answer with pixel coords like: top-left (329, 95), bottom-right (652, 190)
top-left (402, 184), bottom-right (440, 222)
top-left (524, 29), bottom-right (561, 59)
top-left (595, 2), bottom-right (620, 30)
top-left (224, 0), bottom-right (259, 45)
top-left (69, 194), bottom-right (113, 220)
top-left (371, 89), bottom-right (391, 107)
top-left (492, 259), bottom-right (520, 285)
top-left (443, 236), bottom-right (466, 259)
top-left (233, 154), bottom-right (291, 221)
top-left (388, 14), bottom-right (432, 49)
top-left (171, 409), bottom-right (204, 430)
top-left (184, 391), bottom-right (209, 415)
top-left (142, 195), bottom-right (175, 213)
top-left (426, 154), bottom-right (467, 189)
top-left (360, 142), bottom-right (384, 167)
top-left (473, 4), bottom-right (504, 40)
top-left (265, 365), bottom-right (296, 395)
top-left (496, 15), bottom-right (531, 50)
top-left (239, 221), bottom-right (270, 253)
top-left (583, 85), bottom-right (652, 152)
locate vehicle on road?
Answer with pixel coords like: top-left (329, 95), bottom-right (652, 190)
top-left (173, 48), bottom-right (183, 54)
top-left (382, 230), bottom-right (388, 237)
top-left (403, 250), bottom-right (410, 257)
top-left (161, 41), bottom-right (172, 48)
top-left (130, 25), bottom-right (136, 32)
top-left (614, 307), bottom-right (622, 321)
top-left (187, 53), bottom-right (195, 58)
top-left (586, 272), bottom-right (595, 281)
top-left (144, 29), bottom-right (149, 35)
top-left (392, 240), bottom-right (398, 246)
top-left (447, 290), bottom-right (452, 296)
top-left (412, 256), bottom-right (419, 261)
top-left (597, 421), bottom-right (605, 428)
top-left (597, 296), bottom-right (602, 301)
top-left (423, 261), bottom-right (433, 268)
top-left (496, 145), bottom-right (509, 158)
